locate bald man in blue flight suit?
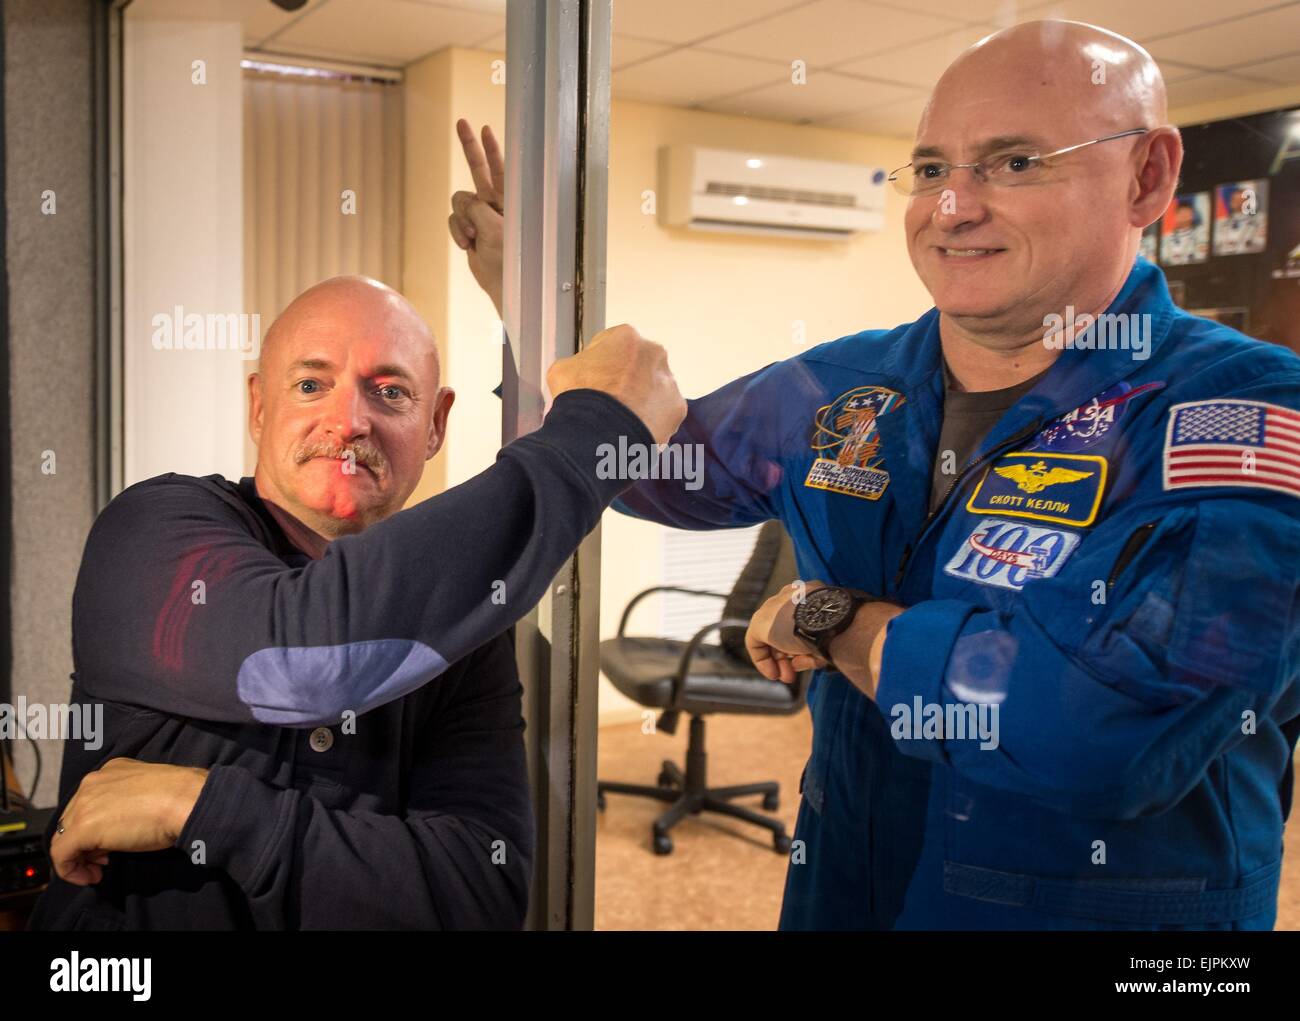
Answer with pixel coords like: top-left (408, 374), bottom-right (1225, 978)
top-left (618, 22), bottom-right (1300, 930)
top-left (450, 22), bottom-right (1300, 929)
top-left (623, 252), bottom-right (1300, 929)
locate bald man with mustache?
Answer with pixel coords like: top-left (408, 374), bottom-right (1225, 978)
top-left (454, 20), bottom-right (1300, 929)
top-left (30, 276), bottom-right (684, 930)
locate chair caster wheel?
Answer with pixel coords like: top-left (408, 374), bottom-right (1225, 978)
top-left (762, 792), bottom-right (779, 811)
top-left (774, 832), bottom-right (792, 855)
top-left (653, 833), bottom-right (674, 855)
top-left (596, 791), bottom-right (606, 811)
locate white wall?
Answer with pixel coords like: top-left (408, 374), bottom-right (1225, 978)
top-left (403, 48), bottom-right (506, 502)
top-left (123, 17), bottom-right (246, 486)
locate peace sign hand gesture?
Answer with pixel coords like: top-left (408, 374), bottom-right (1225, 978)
top-left (449, 118), bottom-right (506, 316)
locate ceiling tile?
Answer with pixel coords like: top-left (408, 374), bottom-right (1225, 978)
top-left (1159, 60), bottom-right (1209, 83)
top-left (127, 0), bottom-right (331, 45)
top-left (818, 94), bottom-right (930, 138)
top-left (1146, 5), bottom-right (1300, 69)
top-left (611, 0), bottom-right (806, 45)
top-left (832, 24), bottom-right (999, 87)
top-left (464, 30), bottom-right (674, 66)
top-left (271, 0), bottom-right (503, 65)
top-left (241, 0), bottom-right (330, 45)
top-left (613, 35), bottom-right (676, 69)
top-left (471, 31), bottom-right (505, 52)
top-left (703, 0), bottom-right (965, 67)
top-left (1165, 71), bottom-right (1281, 109)
top-left (1020, 0), bottom-right (1291, 47)
top-left (1234, 50), bottom-right (1300, 86)
top-left (864, 0), bottom-right (1049, 23)
top-left (612, 48), bottom-right (788, 106)
top-left (702, 72), bottom-right (922, 123)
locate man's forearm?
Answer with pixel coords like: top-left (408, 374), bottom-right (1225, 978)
top-left (74, 390), bottom-right (654, 730)
top-left (826, 601), bottom-right (904, 698)
top-left (177, 764), bottom-right (531, 930)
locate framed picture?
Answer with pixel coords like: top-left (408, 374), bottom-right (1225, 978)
top-left (1160, 191), bottom-right (1210, 265)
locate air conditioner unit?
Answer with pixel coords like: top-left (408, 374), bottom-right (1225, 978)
top-left (659, 145), bottom-right (886, 241)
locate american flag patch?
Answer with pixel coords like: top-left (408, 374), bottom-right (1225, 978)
top-left (1163, 399), bottom-right (1300, 499)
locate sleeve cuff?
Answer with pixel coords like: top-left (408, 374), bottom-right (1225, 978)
top-left (874, 599), bottom-right (978, 763)
top-left (177, 764), bottom-right (292, 891)
top-left (524, 389), bottom-right (657, 506)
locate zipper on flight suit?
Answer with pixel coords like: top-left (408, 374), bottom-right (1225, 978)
top-left (893, 416), bottom-right (1046, 591)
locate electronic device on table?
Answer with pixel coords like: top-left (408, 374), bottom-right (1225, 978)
top-left (1, 744), bottom-right (52, 897)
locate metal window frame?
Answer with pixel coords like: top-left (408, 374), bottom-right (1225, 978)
top-left (504, 0), bottom-right (611, 931)
top-left (96, 0), bottom-right (128, 507)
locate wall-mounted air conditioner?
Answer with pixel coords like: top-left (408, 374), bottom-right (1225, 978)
top-left (658, 145), bottom-right (886, 241)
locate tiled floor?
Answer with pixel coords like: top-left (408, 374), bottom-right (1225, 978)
top-left (595, 712), bottom-right (1300, 930)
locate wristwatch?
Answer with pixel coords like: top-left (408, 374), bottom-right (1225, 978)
top-left (792, 586), bottom-right (873, 672)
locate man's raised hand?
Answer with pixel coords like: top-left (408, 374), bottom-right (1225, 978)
top-left (449, 118), bottom-right (506, 315)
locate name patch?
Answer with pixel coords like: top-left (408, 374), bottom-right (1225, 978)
top-left (966, 451), bottom-right (1107, 527)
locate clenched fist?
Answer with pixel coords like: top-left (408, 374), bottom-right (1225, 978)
top-left (547, 324), bottom-right (687, 445)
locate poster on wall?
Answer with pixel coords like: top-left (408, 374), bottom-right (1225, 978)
top-left (1212, 179), bottom-right (1269, 256)
top-left (1167, 106), bottom-right (1300, 355)
top-left (1160, 192), bottom-right (1210, 265)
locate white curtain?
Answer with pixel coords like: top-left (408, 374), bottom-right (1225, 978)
top-left (242, 67), bottom-right (404, 336)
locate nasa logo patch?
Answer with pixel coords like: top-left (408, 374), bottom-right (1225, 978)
top-left (1032, 380), bottom-right (1165, 453)
top-left (804, 385), bottom-right (905, 501)
top-left (944, 518), bottom-right (1082, 591)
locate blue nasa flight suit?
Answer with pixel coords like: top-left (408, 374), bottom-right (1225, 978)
top-left (616, 256), bottom-right (1300, 929)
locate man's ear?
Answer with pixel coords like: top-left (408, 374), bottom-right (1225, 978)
top-left (426, 387), bottom-right (456, 460)
top-left (1131, 125), bottom-right (1183, 230)
top-left (248, 371), bottom-right (264, 447)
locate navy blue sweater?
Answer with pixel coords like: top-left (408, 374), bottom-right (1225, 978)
top-left (28, 389), bottom-right (650, 929)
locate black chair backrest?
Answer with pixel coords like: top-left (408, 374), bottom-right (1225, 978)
top-left (719, 520), bottom-right (798, 662)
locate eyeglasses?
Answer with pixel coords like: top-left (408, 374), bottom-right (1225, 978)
top-left (888, 128), bottom-right (1150, 197)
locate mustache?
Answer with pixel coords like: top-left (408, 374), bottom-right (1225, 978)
top-left (295, 439), bottom-right (388, 477)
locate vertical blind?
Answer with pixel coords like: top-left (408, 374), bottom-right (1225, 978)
top-left (242, 66), bottom-right (403, 337)
top-left (660, 525), bottom-right (763, 641)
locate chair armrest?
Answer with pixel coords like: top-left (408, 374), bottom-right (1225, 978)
top-left (671, 618), bottom-right (811, 708)
top-left (669, 617), bottom-right (755, 708)
top-left (618, 585), bottom-right (727, 637)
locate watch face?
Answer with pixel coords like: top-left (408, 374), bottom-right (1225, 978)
top-left (794, 586), bottom-right (853, 634)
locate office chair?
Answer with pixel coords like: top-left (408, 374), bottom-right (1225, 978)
top-left (597, 521), bottom-right (808, 855)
